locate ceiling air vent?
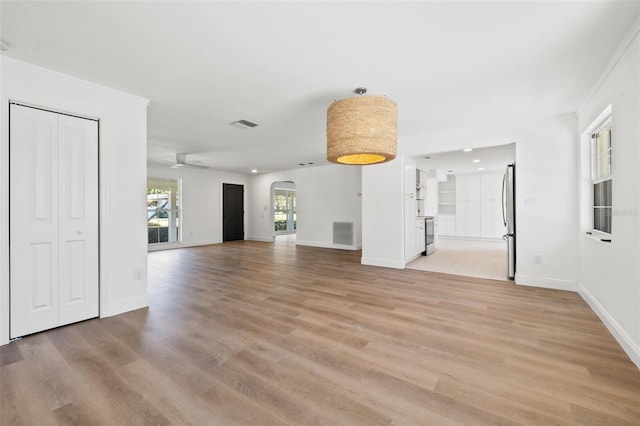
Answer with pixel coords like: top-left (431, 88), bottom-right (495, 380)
top-left (230, 119), bottom-right (259, 129)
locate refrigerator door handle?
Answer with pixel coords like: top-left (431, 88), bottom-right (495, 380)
top-left (501, 172), bottom-right (507, 226)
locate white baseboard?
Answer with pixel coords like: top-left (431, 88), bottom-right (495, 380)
top-left (148, 239), bottom-right (221, 251)
top-left (247, 236), bottom-right (275, 243)
top-left (439, 235), bottom-right (504, 242)
top-left (361, 257), bottom-right (405, 269)
top-left (515, 274), bottom-right (577, 292)
top-left (404, 253), bottom-right (423, 266)
top-left (578, 282), bottom-right (640, 369)
top-left (296, 239), bottom-right (361, 251)
top-left (103, 295), bottom-right (149, 317)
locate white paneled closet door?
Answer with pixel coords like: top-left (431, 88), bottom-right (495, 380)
top-left (10, 104), bottom-right (99, 338)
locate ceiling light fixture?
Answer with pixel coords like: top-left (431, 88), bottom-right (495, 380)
top-left (326, 87), bottom-right (397, 165)
top-left (473, 159), bottom-right (480, 163)
top-left (463, 148), bottom-right (473, 152)
top-left (251, 169), bottom-right (258, 173)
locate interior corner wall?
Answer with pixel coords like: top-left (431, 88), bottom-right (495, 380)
top-left (247, 165), bottom-right (362, 250)
top-left (0, 57), bottom-right (149, 345)
top-left (577, 30), bottom-right (640, 367)
top-left (147, 164), bottom-right (248, 250)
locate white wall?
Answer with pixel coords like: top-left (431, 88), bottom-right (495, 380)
top-left (147, 163), bottom-right (247, 250)
top-left (362, 113), bottom-right (580, 286)
top-left (577, 23), bottom-right (640, 367)
top-left (247, 165), bottom-right (362, 250)
top-left (362, 160), bottom-right (405, 268)
top-left (0, 58), bottom-right (149, 344)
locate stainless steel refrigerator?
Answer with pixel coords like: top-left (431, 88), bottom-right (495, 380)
top-left (502, 164), bottom-right (516, 279)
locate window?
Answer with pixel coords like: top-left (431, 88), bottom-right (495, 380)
top-left (147, 178), bottom-right (181, 244)
top-left (591, 122), bottom-right (612, 234)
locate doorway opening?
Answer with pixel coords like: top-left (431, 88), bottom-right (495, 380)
top-left (223, 183), bottom-right (244, 242)
top-left (272, 181), bottom-right (296, 241)
top-left (405, 143), bottom-right (515, 281)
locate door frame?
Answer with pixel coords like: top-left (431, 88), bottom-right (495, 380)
top-left (219, 180), bottom-right (246, 242)
top-left (5, 100), bottom-right (101, 339)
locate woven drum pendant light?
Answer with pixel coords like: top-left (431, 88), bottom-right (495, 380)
top-left (326, 87), bottom-right (397, 165)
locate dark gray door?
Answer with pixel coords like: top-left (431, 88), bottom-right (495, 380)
top-left (223, 183), bottom-right (244, 242)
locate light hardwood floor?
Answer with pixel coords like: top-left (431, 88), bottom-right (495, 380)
top-left (1, 240), bottom-right (639, 425)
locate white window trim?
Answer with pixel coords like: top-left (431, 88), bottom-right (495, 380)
top-left (590, 119), bottom-right (612, 182)
top-left (585, 105), bottom-right (612, 237)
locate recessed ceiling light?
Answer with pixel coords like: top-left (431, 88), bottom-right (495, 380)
top-left (308, 162), bottom-right (314, 165)
top-left (251, 169), bottom-right (258, 173)
top-left (424, 156), bottom-right (431, 159)
top-left (298, 163), bottom-right (305, 166)
top-left (463, 148), bottom-right (472, 152)
top-left (472, 159), bottom-right (480, 163)
top-left (447, 170), bottom-right (454, 173)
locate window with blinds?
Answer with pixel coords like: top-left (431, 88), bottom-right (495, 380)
top-left (591, 122), bottom-right (612, 234)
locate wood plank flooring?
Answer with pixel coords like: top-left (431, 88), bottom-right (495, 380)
top-left (2, 240), bottom-right (639, 425)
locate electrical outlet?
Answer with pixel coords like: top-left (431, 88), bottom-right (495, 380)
top-left (533, 255), bottom-right (542, 265)
top-left (133, 269), bottom-right (143, 280)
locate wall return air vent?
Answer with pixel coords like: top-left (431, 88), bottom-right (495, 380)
top-left (333, 221), bottom-right (354, 246)
top-left (230, 119), bottom-right (259, 129)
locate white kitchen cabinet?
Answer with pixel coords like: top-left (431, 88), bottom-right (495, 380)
top-left (448, 172), bottom-right (505, 239)
top-left (455, 174), bottom-right (481, 237)
top-left (416, 219), bottom-right (425, 254)
top-left (438, 214), bottom-right (456, 236)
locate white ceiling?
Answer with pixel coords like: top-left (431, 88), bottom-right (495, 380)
top-left (416, 143), bottom-right (516, 176)
top-left (2, 1), bottom-right (639, 174)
